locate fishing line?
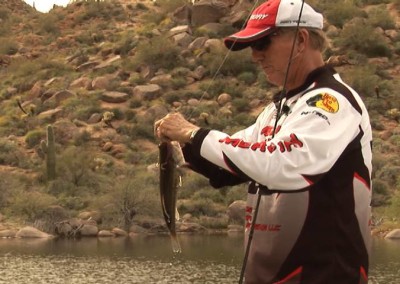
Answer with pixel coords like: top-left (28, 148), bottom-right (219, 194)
top-left (238, 1), bottom-right (306, 283)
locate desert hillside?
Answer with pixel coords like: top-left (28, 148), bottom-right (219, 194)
top-left (0, 0), bottom-right (399, 235)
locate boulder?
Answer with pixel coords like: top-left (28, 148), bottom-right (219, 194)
top-left (15, 226), bottom-right (53, 238)
top-left (385, 229), bottom-right (400, 239)
top-left (191, 0), bottom-right (229, 26)
top-left (80, 224), bottom-right (99, 236)
top-left (0, 229), bottom-right (18, 238)
top-left (92, 75), bottom-right (115, 90)
top-left (111, 228), bottom-right (128, 237)
top-left (217, 93), bottom-right (232, 106)
top-left (70, 77), bottom-right (92, 90)
top-left (101, 91), bottom-right (130, 103)
top-left (133, 84), bottom-right (162, 101)
top-left (98, 230), bottom-right (115, 237)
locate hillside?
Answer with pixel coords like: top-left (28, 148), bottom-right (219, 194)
top-left (0, 0), bottom-right (399, 234)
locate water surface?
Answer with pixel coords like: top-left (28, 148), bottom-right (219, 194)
top-left (0, 234), bottom-right (398, 283)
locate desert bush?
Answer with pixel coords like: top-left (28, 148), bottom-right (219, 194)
top-left (237, 71), bottom-right (257, 85)
top-left (0, 38), bottom-right (18, 55)
top-left (0, 138), bottom-right (32, 168)
top-left (130, 36), bottom-right (183, 71)
top-left (38, 14), bottom-right (60, 35)
top-left (340, 66), bottom-right (380, 98)
top-left (366, 6), bottom-right (395, 30)
top-left (373, 179), bottom-right (389, 195)
top-left (324, 1), bottom-right (365, 28)
top-left (25, 129), bottom-right (45, 148)
top-left (376, 165), bottom-right (400, 188)
top-left (92, 170), bottom-right (160, 228)
top-left (192, 188), bottom-right (225, 204)
top-left (338, 18), bottom-right (392, 58)
top-left (199, 47), bottom-right (256, 77)
top-left (178, 198), bottom-right (222, 217)
top-left (9, 190), bottom-right (57, 221)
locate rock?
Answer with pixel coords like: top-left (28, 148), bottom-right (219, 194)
top-left (111, 228), bottom-right (128, 237)
top-left (98, 230), bottom-right (115, 237)
top-left (37, 107), bottom-right (63, 120)
top-left (188, 37), bottom-right (208, 51)
top-left (0, 229), bottom-right (18, 238)
top-left (150, 74), bottom-right (172, 86)
top-left (177, 222), bottom-right (207, 233)
top-left (133, 84), bottom-right (161, 101)
top-left (191, 1), bottom-right (229, 26)
top-left (169, 25), bottom-right (191, 36)
top-left (101, 91), bottom-right (130, 103)
top-left (188, 98), bottom-right (200, 106)
top-left (75, 61), bottom-right (99, 72)
top-left (78, 211), bottom-right (102, 224)
top-left (379, 130), bottom-right (393, 141)
top-left (173, 32), bottom-right (193, 47)
top-left (92, 75), bottom-right (115, 90)
top-left (45, 90), bottom-right (75, 105)
top-left (227, 200), bottom-right (246, 224)
top-left (227, 224), bottom-right (244, 233)
top-left (87, 113), bottom-right (103, 124)
top-left (80, 224), bottom-right (99, 236)
top-left (217, 93), bottom-right (232, 106)
top-left (94, 55), bottom-right (121, 71)
top-left (70, 77), bottom-right (92, 90)
top-left (15, 226), bottom-right (53, 238)
top-left (385, 229), bottom-right (400, 239)
top-left (129, 224), bottom-right (147, 234)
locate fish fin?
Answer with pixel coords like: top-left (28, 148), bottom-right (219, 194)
top-left (175, 208), bottom-right (180, 221)
top-left (170, 234), bottom-right (181, 253)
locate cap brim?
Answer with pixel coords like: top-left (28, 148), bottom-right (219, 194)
top-left (224, 27), bottom-right (277, 51)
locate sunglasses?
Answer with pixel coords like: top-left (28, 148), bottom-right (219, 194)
top-left (250, 32), bottom-right (279, 51)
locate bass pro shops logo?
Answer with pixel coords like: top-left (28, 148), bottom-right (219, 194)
top-left (306, 93), bottom-right (339, 113)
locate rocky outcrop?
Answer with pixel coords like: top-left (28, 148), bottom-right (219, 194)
top-left (15, 226), bottom-right (53, 238)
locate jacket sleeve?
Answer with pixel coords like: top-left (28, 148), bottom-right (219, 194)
top-left (181, 118), bottom-right (262, 188)
top-left (192, 88), bottom-right (365, 191)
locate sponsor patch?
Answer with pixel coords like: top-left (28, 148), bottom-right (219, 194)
top-left (306, 93), bottom-right (339, 113)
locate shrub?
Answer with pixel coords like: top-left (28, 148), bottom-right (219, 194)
top-left (25, 129), bottom-right (45, 148)
top-left (324, 1), bottom-right (365, 28)
top-left (372, 179), bottom-right (388, 195)
top-left (10, 190), bottom-right (57, 221)
top-left (340, 66), bottom-right (380, 98)
top-left (38, 14), bottom-right (60, 35)
top-left (237, 71), bottom-right (257, 85)
top-left (199, 47), bottom-right (257, 77)
top-left (0, 38), bottom-right (18, 55)
top-left (366, 6), bottom-right (395, 30)
top-left (131, 36), bottom-right (183, 71)
top-left (0, 138), bottom-right (32, 168)
top-left (338, 18), bottom-right (392, 58)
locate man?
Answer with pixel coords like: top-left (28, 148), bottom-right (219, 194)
top-left (155, 0), bottom-right (372, 283)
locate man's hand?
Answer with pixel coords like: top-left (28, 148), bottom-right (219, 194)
top-left (154, 113), bottom-right (200, 144)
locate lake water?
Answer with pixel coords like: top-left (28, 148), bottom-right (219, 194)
top-left (0, 234), bottom-right (398, 283)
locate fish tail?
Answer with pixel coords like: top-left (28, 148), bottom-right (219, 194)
top-left (170, 234), bottom-right (181, 253)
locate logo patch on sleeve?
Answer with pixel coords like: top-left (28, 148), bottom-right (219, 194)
top-left (306, 93), bottom-right (339, 113)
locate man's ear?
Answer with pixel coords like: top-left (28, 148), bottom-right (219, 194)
top-left (297, 29), bottom-right (309, 53)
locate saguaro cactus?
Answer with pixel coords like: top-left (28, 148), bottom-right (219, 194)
top-left (41, 125), bottom-right (56, 181)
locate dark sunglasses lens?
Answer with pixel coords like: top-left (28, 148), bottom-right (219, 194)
top-left (251, 37), bottom-right (271, 51)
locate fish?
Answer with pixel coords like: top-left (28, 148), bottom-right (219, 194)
top-left (159, 141), bottom-right (185, 253)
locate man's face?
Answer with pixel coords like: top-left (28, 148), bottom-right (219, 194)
top-left (250, 30), bottom-right (298, 87)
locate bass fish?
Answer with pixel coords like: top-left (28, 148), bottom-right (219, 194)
top-left (159, 141), bottom-right (185, 253)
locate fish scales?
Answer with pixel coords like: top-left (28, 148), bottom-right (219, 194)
top-left (159, 141), bottom-right (183, 253)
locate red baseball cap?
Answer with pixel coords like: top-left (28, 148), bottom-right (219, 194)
top-left (224, 0), bottom-right (323, 51)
